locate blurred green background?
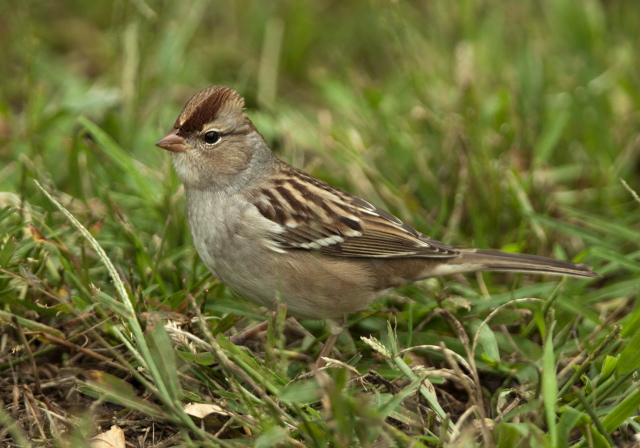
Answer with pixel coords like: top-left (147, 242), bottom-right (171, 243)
top-left (2, 0), bottom-right (640, 445)
top-left (2, 0), bottom-right (638, 250)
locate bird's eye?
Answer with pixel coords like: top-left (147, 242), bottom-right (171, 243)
top-left (204, 131), bottom-right (221, 144)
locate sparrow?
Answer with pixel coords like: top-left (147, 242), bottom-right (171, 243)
top-left (156, 86), bottom-right (597, 358)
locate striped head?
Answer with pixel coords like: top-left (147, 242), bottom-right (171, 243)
top-left (156, 86), bottom-right (275, 191)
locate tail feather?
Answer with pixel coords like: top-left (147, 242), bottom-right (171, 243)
top-left (455, 249), bottom-right (598, 279)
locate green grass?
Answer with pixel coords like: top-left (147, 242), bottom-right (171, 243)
top-left (1, 0), bottom-right (640, 446)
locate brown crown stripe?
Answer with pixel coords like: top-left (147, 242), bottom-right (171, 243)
top-left (178, 86), bottom-right (241, 133)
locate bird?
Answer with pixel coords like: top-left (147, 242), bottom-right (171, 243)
top-left (156, 85), bottom-right (597, 363)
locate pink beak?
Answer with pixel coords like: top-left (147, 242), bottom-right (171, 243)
top-left (155, 129), bottom-right (188, 152)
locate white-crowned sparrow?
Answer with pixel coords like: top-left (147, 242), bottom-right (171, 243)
top-left (156, 86), bottom-right (596, 349)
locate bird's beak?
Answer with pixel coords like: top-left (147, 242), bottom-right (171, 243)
top-left (155, 129), bottom-right (188, 152)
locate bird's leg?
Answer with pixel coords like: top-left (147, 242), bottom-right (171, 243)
top-left (315, 317), bottom-right (346, 368)
top-left (230, 319), bottom-right (270, 345)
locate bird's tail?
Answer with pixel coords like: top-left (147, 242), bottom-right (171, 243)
top-left (453, 249), bottom-right (598, 278)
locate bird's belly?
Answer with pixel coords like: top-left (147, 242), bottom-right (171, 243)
top-left (194, 234), bottom-right (380, 319)
top-left (190, 225), bottom-right (276, 304)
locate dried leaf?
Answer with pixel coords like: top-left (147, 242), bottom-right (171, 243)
top-left (89, 425), bottom-right (125, 448)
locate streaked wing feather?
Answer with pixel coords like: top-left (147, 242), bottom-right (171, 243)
top-left (250, 166), bottom-right (459, 259)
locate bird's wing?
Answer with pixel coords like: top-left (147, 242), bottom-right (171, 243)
top-left (249, 167), bottom-right (459, 259)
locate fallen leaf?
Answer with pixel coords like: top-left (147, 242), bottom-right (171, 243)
top-left (89, 425), bottom-right (125, 448)
top-left (184, 402), bottom-right (230, 419)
